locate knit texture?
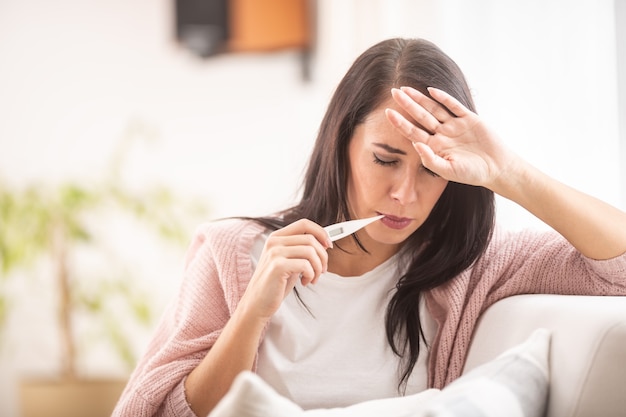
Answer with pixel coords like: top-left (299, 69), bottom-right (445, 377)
top-left (112, 219), bottom-right (626, 417)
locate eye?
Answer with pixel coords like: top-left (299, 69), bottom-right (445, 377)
top-left (373, 153), bottom-right (398, 166)
top-left (421, 164), bottom-right (439, 178)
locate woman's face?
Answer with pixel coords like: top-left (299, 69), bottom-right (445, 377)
top-left (346, 98), bottom-right (448, 247)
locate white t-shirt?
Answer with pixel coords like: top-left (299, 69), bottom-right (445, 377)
top-left (251, 234), bottom-right (437, 409)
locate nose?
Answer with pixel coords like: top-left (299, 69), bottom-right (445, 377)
top-left (390, 172), bottom-right (418, 205)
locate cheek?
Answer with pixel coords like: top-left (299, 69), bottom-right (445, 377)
top-left (424, 180), bottom-right (448, 205)
top-left (347, 160), bottom-right (382, 212)
top-left (350, 161), bottom-right (386, 199)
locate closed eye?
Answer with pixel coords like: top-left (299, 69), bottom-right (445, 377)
top-left (373, 153), bottom-right (398, 166)
top-left (421, 165), bottom-right (439, 177)
top-left (374, 152), bottom-right (439, 177)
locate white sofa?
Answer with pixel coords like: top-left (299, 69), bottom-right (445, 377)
top-left (463, 294), bottom-right (626, 417)
top-left (210, 294), bottom-right (626, 417)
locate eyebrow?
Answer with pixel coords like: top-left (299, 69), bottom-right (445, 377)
top-left (373, 142), bottom-right (407, 155)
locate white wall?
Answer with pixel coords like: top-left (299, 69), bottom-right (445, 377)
top-left (0, 0), bottom-right (622, 415)
top-left (439, 0), bottom-right (622, 228)
top-left (0, 0), bottom-right (621, 222)
top-left (0, 0), bottom-right (324, 219)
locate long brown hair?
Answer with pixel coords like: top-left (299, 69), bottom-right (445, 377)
top-left (251, 38), bottom-right (495, 389)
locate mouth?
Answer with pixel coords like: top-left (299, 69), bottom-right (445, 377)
top-left (378, 213), bottom-right (413, 230)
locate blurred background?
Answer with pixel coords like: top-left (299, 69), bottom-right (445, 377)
top-left (0, 0), bottom-right (624, 416)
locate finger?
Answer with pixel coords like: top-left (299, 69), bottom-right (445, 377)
top-left (263, 255), bottom-right (317, 292)
top-left (265, 233), bottom-right (328, 273)
top-left (427, 87), bottom-right (470, 118)
top-left (284, 244), bottom-right (326, 278)
top-left (400, 86), bottom-right (454, 123)
top-left (295, 260), bottom-right (316, 286)
top-left (385, 108), bottom-right (431, 145)
top-left (265, 239), bottom-right (328, 279)
top-left (390, 88), bottom-right (440, 133)
top-left (278, 260), bottom-right (314, 293)
top-left (273, 218), bottom-right (333, 249)
top-left (412, 142), bottom-right (451, 177)
top-left (290, 260), bottom-right (318, 287)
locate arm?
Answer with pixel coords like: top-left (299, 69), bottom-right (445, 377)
top-left (386, 86), bottom-right (626, 260)
top-left (112, 224), bottom-right (238, 417)
top-left (113, 219), bottom-right (330, 417)
top-left (184, 299), bottom-right (268, 416)
top-left (494, 158), bottom-right (626, 260)
top-left (184, 219), bottom-right (332, 417)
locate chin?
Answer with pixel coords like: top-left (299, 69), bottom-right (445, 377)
top-left (369, 230), bottom-right (413, 246)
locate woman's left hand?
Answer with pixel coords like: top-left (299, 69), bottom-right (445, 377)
top-left (385, 86), bottom-right (517, 191)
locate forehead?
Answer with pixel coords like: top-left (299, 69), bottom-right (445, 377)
top-left (363, 97), bottom-right (416, 127)
top-left (356, 98), bottom-right (416, 145)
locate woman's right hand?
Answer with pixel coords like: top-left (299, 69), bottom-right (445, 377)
top-left (185, 219), bottom-right (331, 417)
top-left (239, 218), bottom-right (333, 321)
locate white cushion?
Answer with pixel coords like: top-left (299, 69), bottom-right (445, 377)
top-left (422, 327), bottom-right (551, 417)
top-left (208, 369), bottom-right (303, 417)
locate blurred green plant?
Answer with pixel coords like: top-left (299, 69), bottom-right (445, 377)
top-left (0, 123), bottom-right (209, 379)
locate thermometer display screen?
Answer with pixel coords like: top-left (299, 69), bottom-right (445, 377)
top-left (328, 227), bottom-right (343, 237)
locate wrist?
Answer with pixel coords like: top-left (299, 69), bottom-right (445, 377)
top-left (232, 295), bottom-right (272, 335)
top-left (488, 153), bottom-right (535, 201)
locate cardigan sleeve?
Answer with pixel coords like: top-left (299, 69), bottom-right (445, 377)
top-left (111, 219), bottom-right (264, 417)
top-left (478, 227), bottom-right (626, 302)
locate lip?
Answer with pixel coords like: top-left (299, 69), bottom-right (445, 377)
top-left (378, 213), bottom-right (413, 230)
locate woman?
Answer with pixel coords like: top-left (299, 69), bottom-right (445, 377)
top-left (113, 38), bottom-right (626, 417)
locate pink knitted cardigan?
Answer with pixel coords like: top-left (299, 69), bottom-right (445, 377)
top-left (112, 219), bottom-right (626, 417)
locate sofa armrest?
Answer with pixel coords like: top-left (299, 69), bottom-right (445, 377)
top-left (463, 294), bottom-right (626, 417)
